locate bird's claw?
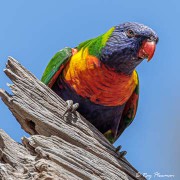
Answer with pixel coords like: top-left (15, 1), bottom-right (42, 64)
top-left (115, 145), bottom-right (122, 152)
top-left (119, 151), bottom-right (127, 158)
top-left (115, 145), bottom-right (127, 159)
top-left (62, 100), bottom-right (79, 120)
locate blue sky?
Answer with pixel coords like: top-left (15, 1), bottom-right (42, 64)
top-left (0, 0), bottom-right (179, 178)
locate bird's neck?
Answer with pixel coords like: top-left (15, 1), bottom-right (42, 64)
top-left (77, 27), bottom-right (115, 58)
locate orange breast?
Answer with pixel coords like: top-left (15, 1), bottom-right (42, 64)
top-left (63, 48), bottom-right (138, 106)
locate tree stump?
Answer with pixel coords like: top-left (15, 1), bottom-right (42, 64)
top-left (0, 57), bottom-right (145, 180)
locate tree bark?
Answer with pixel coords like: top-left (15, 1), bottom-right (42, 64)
top-left (0, 57), bottom-right (145, 180)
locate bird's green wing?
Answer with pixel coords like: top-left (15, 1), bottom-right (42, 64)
top-left (104, 73), bottom-right (139, 143)
top-left (116, 75), bottom-right (139, 141)
top-left (41, 47), bottom-right (72, 88)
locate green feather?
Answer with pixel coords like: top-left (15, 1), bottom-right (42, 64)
top-left (77, 27), bottom-right (115, 57)
top-left (104, 72), bottom-right (139, 143)
top-left (41, 27), bottom-right (114, 86)
top-left (124, 74), bottom-right (139, 128)
top-left (41, 47), bottom-right (72, 85)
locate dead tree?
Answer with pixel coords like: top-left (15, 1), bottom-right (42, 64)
top-left (0, 57), bottom-right (145, 180)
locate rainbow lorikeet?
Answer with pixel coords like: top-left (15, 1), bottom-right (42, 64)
top-left (41, 22), bottom-right (158, 149)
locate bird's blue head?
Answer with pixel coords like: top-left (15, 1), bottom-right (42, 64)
top-left (101, 22), bottom-right (159, 74)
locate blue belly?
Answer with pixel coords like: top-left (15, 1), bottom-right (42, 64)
top-left (52, 77), bottom-right (125, 136)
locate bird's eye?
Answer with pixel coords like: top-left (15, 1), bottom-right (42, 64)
top-left (126, 29), bottom-right (135, 38)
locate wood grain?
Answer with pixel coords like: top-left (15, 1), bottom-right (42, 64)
top-left (0, 57), bottom-right (145, 180)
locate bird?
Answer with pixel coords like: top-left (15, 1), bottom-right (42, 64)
top-left (41, 22), bottom-right (158, 156)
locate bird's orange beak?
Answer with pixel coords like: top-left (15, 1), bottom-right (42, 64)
top-left (138, 40), bottom-right (156, 62)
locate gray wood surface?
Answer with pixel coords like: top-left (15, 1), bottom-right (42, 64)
top-left (0, 57), bottom-right (145, 180)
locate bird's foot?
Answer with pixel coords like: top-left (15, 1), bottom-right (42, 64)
top-left (62, 100), bottom-right (79, 121)
top-left (119, 151), bottom-right (127, 158)
top-left (115, 145), bottom-right (127, 159)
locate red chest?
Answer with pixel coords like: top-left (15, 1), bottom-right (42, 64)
top-left (63, 49), bottom-right (138, 106)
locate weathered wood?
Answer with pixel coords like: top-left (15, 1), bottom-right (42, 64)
top-left (0, 57), bottom-right (145, 180)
